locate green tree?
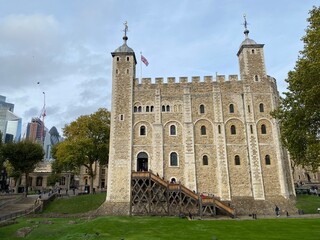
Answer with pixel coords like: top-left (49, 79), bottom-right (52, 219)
top-left (272, 6), bottom-right (320, 170)
top-left (54, 108), bottom-right (110, 193)
top-left (2, 140), bottom-right (44, 196)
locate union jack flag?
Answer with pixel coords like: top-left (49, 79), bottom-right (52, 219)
top-left (141, 55), bottom-right (149, 66)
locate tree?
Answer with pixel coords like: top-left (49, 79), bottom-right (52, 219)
top-left (53, 108), bottom-right (110, 193)
top-left (2, 141), bottom-right (44, 196)
top-left (272, 6), bottom-right (320, 170)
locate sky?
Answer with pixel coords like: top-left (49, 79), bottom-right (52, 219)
top-left (0, 0), bottom-right (318, 137)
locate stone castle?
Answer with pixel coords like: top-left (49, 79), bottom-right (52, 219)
top-left (104, 20), bottom-right (296, 216)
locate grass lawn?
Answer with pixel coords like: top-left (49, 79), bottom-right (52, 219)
top-left (1, 216), bottom-right (320, 240)
top-left (41, 192), bottom-right (106, 214)
top-left (296, 194), bottom-right (320, 214)
top-left (1, 193), bottom-right (320, 239)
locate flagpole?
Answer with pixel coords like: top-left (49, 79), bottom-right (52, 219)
top-left (140, 52), bottom-right (142, 80)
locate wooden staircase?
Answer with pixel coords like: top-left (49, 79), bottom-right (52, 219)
top-left (131, 171), bottom-right (235, 218)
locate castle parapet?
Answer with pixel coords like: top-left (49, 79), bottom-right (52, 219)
top-left (192, 76), bottom-right (200, 83)
top-left (204, 76), bottom-right (213, 83)
top-left (179, 77), bottom-right (188, 83)
top-left (168, 77), bottom-right (176, 84)
top-left (155, 77), bottom-right (163, 84)
top-left (228, 75), bottom-right (238, 81)
top-left (142, 78), bottom-right (151, 85)
top-left (217, 75), bottom-right (225, 83)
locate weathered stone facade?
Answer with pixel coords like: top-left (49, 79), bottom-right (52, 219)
top-left (104, 24), bottom-right (296, 215)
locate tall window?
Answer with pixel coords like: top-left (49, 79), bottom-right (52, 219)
top-left (134, 106), bottom-right (137, 112)
top-left (229, 104), bottom-right (234, 113)
top-left (265, 155), bottom-right (271, 165)
top-left (150, 106), bottom-right (154, 112)
top-left (166, 105), bottom-right (170, 112)
top-left (162, 105), bottom-right (165, 112)
top-left (200, 104), bottom-right (205, 114)
top-left (203, 155), bottom-right (208, 165)
top-left (60, 176), bottom-right (66, 185)
top-left (146, 106), bottom-right (150, 112)
top-left (201, 126), bottom-right (206, 135)
top-left (235, 155), bottom-right (240, 165)
top-left (231, 125), bottom-right (236, 135)
top-left (36, 177), bottom-right (43, 186)
top-left (170, 125), bottom-right (176, 135)
top-left (170, 152), bottom-right (178, 166)
top-left (255, 75), bottom-right (259, 81)
top-left (261, 124), bottom-right (267, 134)
top-left (138, 106), bottom-right (142, 112)
top-left (259, 103), bottom-right (264, 112)
top-left (140, 126), bottom-right (146, 136)
top-left (218, 125), bottom-right (221, 134)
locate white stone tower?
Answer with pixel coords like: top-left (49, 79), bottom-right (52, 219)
top-left (105, 22), bottom-right (136, 214)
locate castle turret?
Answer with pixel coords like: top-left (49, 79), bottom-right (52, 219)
top-left (237, 15), bottom-right (266, 82)
top-left (105, 22), bottom-right (136, 214)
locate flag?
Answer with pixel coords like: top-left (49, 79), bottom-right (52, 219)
top-left (141, 55), bottom-right (149, 66)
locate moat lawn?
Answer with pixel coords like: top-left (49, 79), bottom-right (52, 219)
top-left (1, 215), bottom-right (320, 240)
top-left (1, 193), bottom-right (320, 239)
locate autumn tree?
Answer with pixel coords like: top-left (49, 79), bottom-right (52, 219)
top-left (272, 6), bottom-right (320, 170)
top-left (53, 108), bottom-right (110, 193)
top-left (2, 140), bottom-right (44, 196)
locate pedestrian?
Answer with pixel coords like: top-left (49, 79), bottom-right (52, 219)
top-left (275, 205), bottom-right (280, 217)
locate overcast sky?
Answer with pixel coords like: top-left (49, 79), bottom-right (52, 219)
top-left (0, 1), bottom-right (318, 137)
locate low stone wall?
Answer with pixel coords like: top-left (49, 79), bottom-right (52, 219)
top-left (97, 202), bottom-right (130, 215)
top-left (231, 196), bottom-right (297, 216)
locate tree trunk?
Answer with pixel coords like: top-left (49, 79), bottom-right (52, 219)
top-left (89, 164), bottom-right (95, 194)
top-left (24, 172), bottom-right (29, 197)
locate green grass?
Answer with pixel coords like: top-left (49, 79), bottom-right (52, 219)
top-left (1, 194), bottom-right (320, 239)
top-left (41, 193), bottom-right (106, 214)
top-left (1, 216), bottom-right (320, 240)
top-left (296, 194), bottom-right (320, 214)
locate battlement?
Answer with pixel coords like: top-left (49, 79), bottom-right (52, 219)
top-left (135, 75), bottom-right (239, 86)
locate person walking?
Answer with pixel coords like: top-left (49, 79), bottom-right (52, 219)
top-left (275, 205), bottom-right (280, 217)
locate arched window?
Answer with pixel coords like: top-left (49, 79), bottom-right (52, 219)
top-left (235, 155), bottom-right (240, 165)
top-left (259, 103), bottom-right (264, 112)
top-left (255, 75), bottom-right (259, 81)
top-left (170, 152), bottom-right (178, 166)
top-left (231, 125), bottom-right (236, 135)
top-left (133, 106), bottom-right (137, 112)
top-left (265, 155), bottom-right (271, 165)
top-left (126, 56), bottom-right (129, 61)
top-left (162, 105), bottom-right (165, 112)
top-left (166, 105), bottom-right (170, 112)
top-left (170, 125), bottom-right (176, 135)
top-left (150, 106), bottom-right (154, 112)
top-left (146, 106), bottom-right (150, 112)
top-left (200, 104), bottom-right (205, 114)
top-left (201, 126), bottom-right (206, 135)
top-left (138, 106), bottom-right (142, 112)
top-left (229, 104), bottom-right (234, 113)
top-left (203, 155), bottom-right (208, 165)
top-left (140, 126), bottom-right (146, 136)
top-left (252, 49), bottom-right (255, 54)
top-left (261, 124), bottom-right (267, 134)
top-left (116, 57), bottom-right (119, 61)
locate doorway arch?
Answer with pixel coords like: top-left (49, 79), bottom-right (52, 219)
top-left (137, 152), bottom-right (148, 171)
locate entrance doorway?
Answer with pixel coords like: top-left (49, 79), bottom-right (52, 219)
top-left (137, 152), bottom-right (148, 171)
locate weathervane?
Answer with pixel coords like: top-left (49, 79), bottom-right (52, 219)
top-left (242, 14), bottom-right (249, 38)
top-left (123, 21), bottom-right (128, 37)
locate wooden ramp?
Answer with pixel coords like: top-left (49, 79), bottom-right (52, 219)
top-left (131, 171), bottom-right (235, 218)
